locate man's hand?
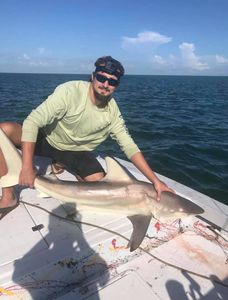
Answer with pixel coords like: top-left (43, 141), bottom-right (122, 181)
top-left (19, 167), bottom-right (37, 188)
top-left (153, 180), bottom-right (175, 201)
top-left (130, 152), bottom-right (176, 201)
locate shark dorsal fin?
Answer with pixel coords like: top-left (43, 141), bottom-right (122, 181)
top-left (103, 157), bottom-right (134, 182)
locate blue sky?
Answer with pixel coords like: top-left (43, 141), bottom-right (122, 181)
top-left (0, 0), bottom-right (227, 75)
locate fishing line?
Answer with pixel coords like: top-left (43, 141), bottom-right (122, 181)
top-left (20, 200), bottom-right (228, 289)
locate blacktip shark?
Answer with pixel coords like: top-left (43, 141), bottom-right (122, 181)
top-left (0, 128), bottom-right (204, 251)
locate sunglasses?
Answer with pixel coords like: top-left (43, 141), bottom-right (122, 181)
top-left (95, 73), bottom-right (119, 87)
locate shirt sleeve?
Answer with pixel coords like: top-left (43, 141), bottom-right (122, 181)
top-left (109, 105), bottom-right (140, 159)
top-left (21, 84), bottom-right (68, 142)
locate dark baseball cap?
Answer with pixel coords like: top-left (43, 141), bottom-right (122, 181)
top-left (94, 56), bottom-right (125, 79)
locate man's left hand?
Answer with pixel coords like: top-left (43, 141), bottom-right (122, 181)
top-left (154, 180), bottom-right (175, 201)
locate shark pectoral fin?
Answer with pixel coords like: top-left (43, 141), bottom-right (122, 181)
top-left (127, 214), bottom-right (152, 252)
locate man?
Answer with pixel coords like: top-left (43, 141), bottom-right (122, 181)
top-left (0, 56), bottom-right (173, 220)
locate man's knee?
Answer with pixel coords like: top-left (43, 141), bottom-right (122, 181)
top-left (0, 122), bottom-right (22, 145)
top-left (83, 172), bottom-right (105, 182)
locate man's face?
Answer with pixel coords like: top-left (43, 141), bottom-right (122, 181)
top-left (91, 71), bottom-right (119, 99)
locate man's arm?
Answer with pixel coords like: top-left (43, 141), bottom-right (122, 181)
top-left (20, 83), bottom-right (70, 187)
top-left (109, 102), bottom-right (174, 199)
top-left (130, 151), bottom-right (175, 201)
top-left (19, 141), bottom-right (37, 188)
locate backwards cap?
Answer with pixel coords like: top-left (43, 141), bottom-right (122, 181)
top-left (94, 56), bottom-right (125, 79)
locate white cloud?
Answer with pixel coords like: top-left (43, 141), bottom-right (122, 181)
top-left (122, 31), bottom-right (172, 48)
top-left (38, 47), bottom-right (52, 56)
top-left (79, 62), bottom-right (93, 72)
top-left (23, 53), bottom-right (31, 60)
top-left (29, 60), bottom-right (48, 67)
top-left (18, 53), bottom-right (48, 67)
top-left (38, 47), bottom-right (45, 55)
top-left (151, 55), bottom-right (166, 65)
top-left (215, 54), bottom-right (228, 64)
top-left (179, 42), bottom-right (209, 70)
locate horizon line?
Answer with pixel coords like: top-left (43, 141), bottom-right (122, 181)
top-left (0, 72), bottom-right (227, 77)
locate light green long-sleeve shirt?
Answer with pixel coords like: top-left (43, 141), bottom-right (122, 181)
top-left (22, 80), bottom-right (140, 159)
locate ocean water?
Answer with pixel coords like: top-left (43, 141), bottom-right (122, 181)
top-left (0, 73), bottom-right (227, 205)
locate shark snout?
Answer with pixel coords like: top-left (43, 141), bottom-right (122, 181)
top-left (160, 192), bottom-right (204, 217)
top-left (183, 200), bottom-right (204, 215)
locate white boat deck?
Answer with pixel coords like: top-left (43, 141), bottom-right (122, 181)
top-left (0, 156), bottom-right (228, 299)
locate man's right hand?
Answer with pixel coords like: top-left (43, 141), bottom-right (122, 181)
top-left (19, 167), bottom-right (37, 188)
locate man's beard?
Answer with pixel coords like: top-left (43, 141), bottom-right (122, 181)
top-left (94, 87), bottom-right (112, 104)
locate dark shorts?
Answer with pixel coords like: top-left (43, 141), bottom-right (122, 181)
top-left (35, 130), bottom-right (105, 179)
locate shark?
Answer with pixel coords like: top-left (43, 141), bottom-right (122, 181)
top-left (0, 128), bottom-right (204, 251)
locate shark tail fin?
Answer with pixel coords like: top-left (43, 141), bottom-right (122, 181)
top-left (0, 128), bottom-right (22, 187)
top-left (127, 214), bottom-right (152, 251)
